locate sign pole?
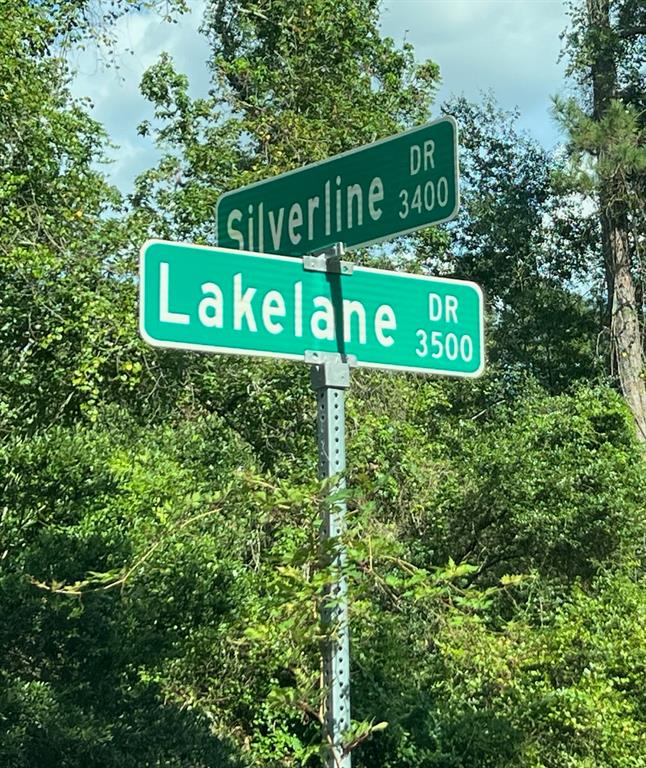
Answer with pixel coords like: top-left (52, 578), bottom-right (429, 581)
top-left (308, 245), bottom-right (352, 768)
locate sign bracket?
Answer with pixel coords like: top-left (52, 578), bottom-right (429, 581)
top-left (303, 243), bottom-right (354, 275)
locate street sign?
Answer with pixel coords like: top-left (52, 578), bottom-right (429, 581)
top-left (140, 240), bottom-right (484, 377)
top-left (216, 116), bottom-right (459, 257)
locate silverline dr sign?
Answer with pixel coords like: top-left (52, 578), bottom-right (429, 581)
top-left (216, 117), bottom-right (459, 256)
top-left (140, 240), bottom-right (484, 377)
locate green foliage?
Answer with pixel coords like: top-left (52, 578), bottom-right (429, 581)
top-left (413, 570), bottom-right (646, 768)
top-left (423, 95), bottom-right (604, 391)
top-left (205, 0), bottom-right (438, 166)
top-left (0, 410), bottom-right (257, 766)
top-left (2, 2), bottom-right (646, 767)
top-left (131, 0), bottom-right (440, 245)
top-left (0, 0), bottom-right (126, 430)
top-left (347, 376), bottom-right (645, 585)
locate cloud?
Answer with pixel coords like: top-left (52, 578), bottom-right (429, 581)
top-left (70, 1), bottom-right (572, 193)
top-left (381, 0), bottom-right (570, 147)
top-left (70, 2), bottom-right (210, 193)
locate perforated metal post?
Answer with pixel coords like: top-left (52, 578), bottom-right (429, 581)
top-left (311, 357), bottom-right (351, 768)
top-left (306, 244), bottom-right (352, 768)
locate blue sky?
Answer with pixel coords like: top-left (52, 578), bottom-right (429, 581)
top-left (70, 0), bottom-right (571, 194)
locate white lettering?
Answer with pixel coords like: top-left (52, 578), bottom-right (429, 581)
top-left (375, 304), bottom-right (396, 347)
top-left (159, 262), bottom-right (189, 325)
top-left (437, 176), bottom-right (449, 207)
top-left (262, 290), bottom-right (286, 334)
top-left (368, 177), bottom-right (384, 221)
top-left (410, 141), bottom-right (435, 175)
top-left (461, 335), bottom-right (474, 361)
top-left (429, 293), bottom-right (459, 323)
top-left (445, 295), bottom-right (458, 323)
top-left (227, 210), bottom-right (245, 249)
top-left (288, 203), bottom-right (303, 245)
top-left (311, 296), bottom-right (335, 340)
top-left (247, 204), bottom-right (254, 250)
top-left (343, 299), bottom-right (366, 344)
top-left (258, 202), bottom-right (264, 252)
top-left (445, 332), bottom-right (459, 360)
top-left (307, 196), bottom-right (320, 241)
top-left (294, 281), bottom-right (303, 337)
top-left (268, 208), bottom-right (284, 251)
top-left (416, 329), bottom-right (428, 357)
top-left (424, 139), bottom-right (435, 170)
top-left (410, 145), bottom-right (421, 175)
top-left (198, 282), bottom-right (223, 327)
top-left (324, 181), bottom-right (331, 236)
top-left (430, 330), bottom-right (443, 358)
top-left (429, 293), bottom-right (443, 322)
top-left (346, 184), bottom-right (363, 229)
top-left (233, 273), bottom-right (257, 331)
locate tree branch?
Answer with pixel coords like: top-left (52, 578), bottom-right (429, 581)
top-left (618, 25), bottom-right (646, 38)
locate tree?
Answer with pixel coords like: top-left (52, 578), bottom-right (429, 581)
top-left (558, 0), bottom-right (646, 440)
top-left (414, 95), bottom-right (603, 392)
top-left (4, 2), bottom-right (646, 767)
top-left (131, 0), bottom-right (440, 244)
top-left (0, 0), bottom-right (202, 433)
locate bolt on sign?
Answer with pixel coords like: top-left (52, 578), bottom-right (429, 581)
top-left (216, 116), bottom-right (459, 257)
top-left (140, 240), bottom-right (484, 377)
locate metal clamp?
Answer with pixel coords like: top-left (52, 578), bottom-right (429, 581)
top-left (305, 351), bottom-right (356, 391)
top-left (302, 242), bottom-right (354, 275)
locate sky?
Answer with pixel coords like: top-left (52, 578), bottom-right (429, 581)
top-left (70, 0), bottom-right (572, 195)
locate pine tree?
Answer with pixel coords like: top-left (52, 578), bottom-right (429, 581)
top-left (558, 0), bottom-right (646, 440)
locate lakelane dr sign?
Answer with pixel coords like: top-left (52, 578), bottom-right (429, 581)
top-left (139, 239), bottom-right (484, 377)
top-left (216, 116), bottom-right (459, 256)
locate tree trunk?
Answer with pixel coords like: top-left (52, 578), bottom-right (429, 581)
top-left (587, 0), bottom-right (646, 442)
top-left (603, 211), bottom-right (646, 441)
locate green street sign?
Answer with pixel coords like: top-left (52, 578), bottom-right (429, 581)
top-left (140, 240), bottom-right (484, 377)
top-left (216, 116), bottom-right (459, 257)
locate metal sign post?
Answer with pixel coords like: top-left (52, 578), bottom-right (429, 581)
top-left (311, 356), bottom-right (352, 768)
top-left (306, 245), bottom-right (352, 768)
